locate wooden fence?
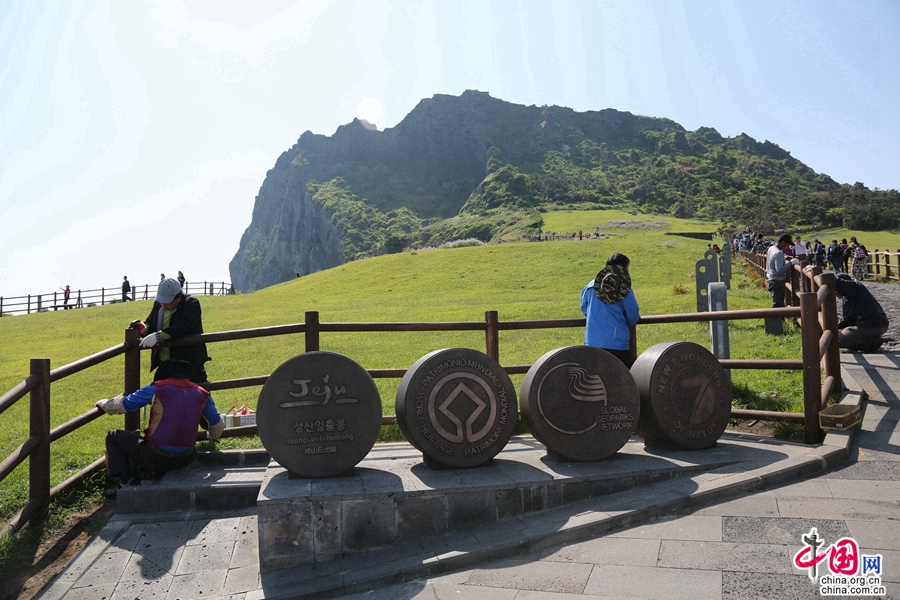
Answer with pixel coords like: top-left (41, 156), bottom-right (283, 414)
top-left (0, 268), bottom-right (843, 536)
top-left (0, 281), bottom-right (234, 316)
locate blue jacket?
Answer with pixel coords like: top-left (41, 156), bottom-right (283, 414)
top-left (580, 280), bottom-right (640, 350)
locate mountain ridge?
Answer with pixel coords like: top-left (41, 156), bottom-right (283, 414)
top-left (229, 90), bottom-right (898, 292)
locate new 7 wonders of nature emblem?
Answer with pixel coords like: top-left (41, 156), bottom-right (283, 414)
top-left (256, 352), bottom-right (382, 478)
top-left (631, 341), bottom-right (732, 449)
top-left (521, 346), bottom-right (640, 461)
top-left (396, 348), bottom-right (518, 468)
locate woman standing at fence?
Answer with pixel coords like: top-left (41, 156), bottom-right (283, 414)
top-left (581, 253), bottom-right (640, 368)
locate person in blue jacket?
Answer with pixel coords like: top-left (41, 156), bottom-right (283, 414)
top-left (95, 360), bottom-right (224, 494)
top-left (581, 253), bottom-right (641, 367)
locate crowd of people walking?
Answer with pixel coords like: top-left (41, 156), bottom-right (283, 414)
top-left (732, 229), bottom-right (871, 282)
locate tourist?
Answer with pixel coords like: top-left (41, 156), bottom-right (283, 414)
top-left (130, 277), bottom-right (211, 384)
top-left (848, 236), bottom-right (869, 282)
top-left (834, 274), bottom-right (888, 352)
top-left (840, 239), bottom-right (850, 273)
top-left (121, 276), bottom-right (132, 302)
top-left (96, 360), bottom-right (223, 493)
top-left (580, 253), bottom-right (640, 367)
top-left (826, 240), bottom-right (843, 273)
top-left (766, 234), bottom-right (799, 309)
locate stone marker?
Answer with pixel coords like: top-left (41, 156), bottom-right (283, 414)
top-left (396, 348), bottom-right (518, 469)
top-left (521, 346), bottom-right (640, 461)
top-left (256, 351), bottom-right (382, 478)
top-left (631, 342), bottom-right (731, 449)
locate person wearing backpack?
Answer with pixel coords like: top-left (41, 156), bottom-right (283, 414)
top-left (826, 240), bottom-right (844, 273)
top-left (849, 237), bottom-right (869, 282)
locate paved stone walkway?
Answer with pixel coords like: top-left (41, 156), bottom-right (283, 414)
top-left (36, 352), bottom-right (898, 600)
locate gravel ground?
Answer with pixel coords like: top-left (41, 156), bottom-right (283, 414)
top-left (842, 280), bottom-right (900, 352)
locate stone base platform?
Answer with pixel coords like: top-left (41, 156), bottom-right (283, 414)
top-left (256, 433), bottom-right (806, 573)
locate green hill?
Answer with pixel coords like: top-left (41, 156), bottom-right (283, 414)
top-left (7, 210), bottom-right (895, 521)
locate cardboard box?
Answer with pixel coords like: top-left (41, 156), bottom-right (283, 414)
top-left (222, 404), bottom-right (257, 428)
top-left (819, 404), bottom-right (861, 431)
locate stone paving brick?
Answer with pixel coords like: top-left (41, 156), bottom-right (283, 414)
top-left (846, 520), bottom-right (900, 551)
top-left (583, 564), bottom-right (721, 600)
top-left (826, 478), bottom-right (900, 501)
top-left (175, 541), bottom-right (236, 575)
top-left (657, 540), bottom-right (794, 574)
top-left (164, 568), bottom-right (226, 600)
top-left (776, 496), bottom-right (900, 521)
top-left (466, 559), bottom-right (594, 594)
top-left (722, 516), bottom-right (849, 545)
top-left (222, 563), bottom-right (260, 595)
top-left (111, 574), bottom-right (173, 600)
top-left (722, 571), bottom-right (819, 600)
top-left (608, 514), bottom-right (723, 542)
top-left (540, 536), bottom-right (661, 567)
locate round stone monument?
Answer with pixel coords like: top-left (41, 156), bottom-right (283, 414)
top-left (521, 346), bottom-right (640, 461)
top-left (631, 342), bottom-right (732, 449)
top-left (395, 348), bottom-right (518, 469)
top-left (256, 351), bottom-right (382, 478)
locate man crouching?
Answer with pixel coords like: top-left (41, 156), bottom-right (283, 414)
top-left (95, 359), bottom-right (224, 494)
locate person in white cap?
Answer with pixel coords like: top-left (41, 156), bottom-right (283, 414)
top-left (130, 277), bottom-right (211, 383)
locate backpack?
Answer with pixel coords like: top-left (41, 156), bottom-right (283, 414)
top-left (853, 246), bottom-right (866, 260)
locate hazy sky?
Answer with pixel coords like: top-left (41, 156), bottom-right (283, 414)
top-left (2, 0), bottom-right (898, 299)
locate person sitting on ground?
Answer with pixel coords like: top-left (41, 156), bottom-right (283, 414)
top-left (95, 360), bottom-right (224, 494)
top-left (581, 253), bottom-right (640, 368)
top-left (834, 273), bottom-right (888, 353)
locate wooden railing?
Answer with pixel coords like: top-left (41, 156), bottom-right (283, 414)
top-left (0, 281), bottom-right (234, 316)
top-left (0, 281), bottom-right (843, 536)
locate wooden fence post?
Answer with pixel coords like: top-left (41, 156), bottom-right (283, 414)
top-left (886, 251), bottom-right (893, 281)
top-left (874, 250), bottom-right (881, 277)
top-left (305, 311), bottom-right (320, 352)
top-left (484, 311), bottom-right (499, 362)
top-left (819, 272), bottom-right (841, 398)
top-left (124, 328), bottom-right (142, 432)
top-left (799, 292), bottom-right (822, 444)
top-left (30, 358), bottom-right (51, 516)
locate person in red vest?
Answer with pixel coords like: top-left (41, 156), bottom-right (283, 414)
top-left (95, 360), bottom-right (224, 494)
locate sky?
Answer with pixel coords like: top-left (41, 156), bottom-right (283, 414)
top-left (1, 0), bottom-right (898, 300)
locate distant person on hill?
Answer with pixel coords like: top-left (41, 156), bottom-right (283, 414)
top-left (766, 234), bottom-right (799, 309)
top-left (121, 276), bottom-right (132, 302)
top-left (130, 278), bottom-right (211, 384)
top-left (95, 359), bottom-right (224, 493)
top-left (835, 273), bottom-right (888, 352)
top-left (62, 285), bottom-right (71, 309)
top-left (177, 271), bottom-right (186, 289)
top-left (581, 253), bottom-right (640, 368)
top-left (578, 230), bottom-right (583, 240)
top-left (827, 240), bottom-right (844, 273)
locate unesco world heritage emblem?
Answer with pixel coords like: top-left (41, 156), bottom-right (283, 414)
top-left (631, 342), bottom-right (731, 449)
top-left (521, 346), bottom-right (640, 461)
top-left (395, 348), bottom-right (518, 469)
top-left (256, 352), bottom-right (382, 478)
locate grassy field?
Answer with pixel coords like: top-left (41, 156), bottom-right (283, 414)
top-left (3, 211), bottom-right (899, 526)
